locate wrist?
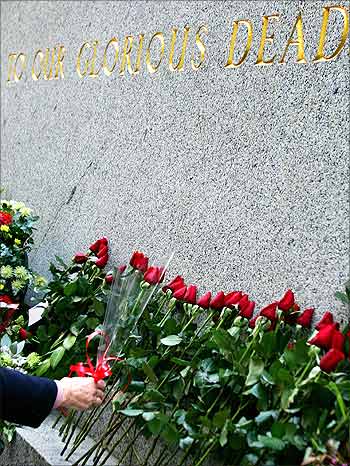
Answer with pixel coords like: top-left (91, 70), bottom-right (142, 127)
top-left (54, 380), bottom-right (64, 408)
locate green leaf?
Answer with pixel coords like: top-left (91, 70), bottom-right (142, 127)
top-left (220, 420), bottom-right (229, 447)
top-left (86, 317), bottom-right (99, 330)
top-left (1, 335), bottom-right (11, 347)
top-left (255, 410), bottom-right (278, 425)
top-left (171, 357), bottom-right (191, 367)
top-left (335, 291), bottom-right (349, 304)
top-left (142, 412), bottom-right (156, 422)
top-left (212, 329), bottom-right (233, 353)
top-left (161, 423), bottom-right (180, 445)
top-left (119, 409), bottom-right (144, 417)
top-left (258, 435), bottom-right (285, 450)
top-left (328, 381), bottom-right (348, 421)
top-left (63, 334), bottom-right (77, 350)
top-left (160, 335), bottom-right (182, 346)
top-left (144, 389), bottom-right (165, 402)
top-left (246, 358), bottom-right (264, 386)
top-left (55, 255), bottom-right (67, 268)
top-left (50, 346), bottom-right (65, 369)
top-left (35, 359), bottom-right (50, 376)
top-left (142, 362), bottom-right (158, 383)
top-left (64, 281), bottom-right (77, 296)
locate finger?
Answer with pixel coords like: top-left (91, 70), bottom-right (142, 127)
top-left (95, 390), bottom-right (104, 401)
top-left (96, 380), bottom-right (106, 390)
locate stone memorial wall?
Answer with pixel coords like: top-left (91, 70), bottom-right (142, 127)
top-left (1, 0), bottom-right (349, 321)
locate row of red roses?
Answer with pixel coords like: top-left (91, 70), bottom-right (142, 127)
top-left (104, 247), bottom-right (349, 374)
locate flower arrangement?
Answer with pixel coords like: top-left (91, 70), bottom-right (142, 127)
top-left (61, 254), bottom-right (350, 466)
top-left (29, 237), bottom-right (111, 379)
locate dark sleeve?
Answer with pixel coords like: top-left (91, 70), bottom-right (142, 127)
top-left (0, 367), bottom-right (58, 428)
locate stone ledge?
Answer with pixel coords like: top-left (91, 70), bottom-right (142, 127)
top-left (0, 413), bottom-right (117, 466)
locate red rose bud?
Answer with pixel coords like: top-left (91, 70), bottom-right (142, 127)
top-left (99, 236), bottom-right (108, 245)
top-left (89, 239), bottom-right (101, 253)
top-left (144, 266), bottom-right (164, 285)
top-left (105, 274), bottom-right (113, 284)
top-left (296, 308), bottom-right (314, 328)
top-left (183, 285), bottom-right (197, 304)
top-left (278, 289), bottom-right (295, 312)
top-left (130, 251), bottom-right (149, 273)
top-left (238, 294), bottom-right (249, 311)
top-left (73, 252), bottom-right (88, 264)
top-left (19, 328), bottom-right (30, 340)
top-left (163, 275), bottom-right (185, 293)
top-left (0, 211), bottom-right (13, 225)
top-left (320, 348), bottom-right (345, 373)
top-left (240, 301), bottom-right (255, 319)
top-left (224, 291), bottom-right (242, 307)
top-left (210, 291), bottom-right (225, 310)
top-left (292, 303), bottom-right (300, 312)
top-left (118, 264), bottom-right (127, 274)
top-left (260, 302), bottom-right (278, 321)
top-left (95, 254), bottom-right (108, 268)
top-left (197, 291), bottom-right (212, 309)
top-left (173, 286), bottom-right (187, 300)
top-left (287, 342), bottom-right (295, 350)
top-left (0, 295), bottom-right (14, 305)
top-left (332, 330), bottom-right (346, 351)
top-left (97, 246), bottom-right (108, 258)
top-left (308, 323), bottom-right (337, 350)
top-left (249, 315), bottom-right (258, 329)
top-left (315, 311), bottom-right (334, 330)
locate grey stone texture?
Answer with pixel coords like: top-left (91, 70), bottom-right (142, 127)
top-left (1, 1), bottom-right (349, 324)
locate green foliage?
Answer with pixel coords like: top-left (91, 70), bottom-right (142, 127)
top-left (66, 290), bottom-right (350, 466)
top-left (29, 256), bottom-right (108, 379)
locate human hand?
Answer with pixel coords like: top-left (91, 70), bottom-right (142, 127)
top-left (56, 377), bottom-right (106, 410)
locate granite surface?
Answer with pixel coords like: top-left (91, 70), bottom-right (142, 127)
top-left (1, 1), bottom-right (349, 323)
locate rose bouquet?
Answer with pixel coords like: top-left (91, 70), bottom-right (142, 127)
top-left (60, 250), bottom-right (173, 458)
top-left (30, 237), bottom-right (111, 379)
top-left (60, 279), bottom-right (350, 466)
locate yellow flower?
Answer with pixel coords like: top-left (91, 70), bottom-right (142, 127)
top-left (14, 238), bottom-right (21, 245)
top-left (0, 284), bottom-right (4, 290)
top-left (20, 207), bottom-right (32, 216)
top-left (0, 225), bottom-right (9, 232)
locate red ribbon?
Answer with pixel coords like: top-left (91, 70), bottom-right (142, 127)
top-left (69, 330), bottom-right (123, 382)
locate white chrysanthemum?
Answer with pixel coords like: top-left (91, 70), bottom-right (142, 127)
top-left (12, 279), bottom-right (25, 291)
top-left (11, 201), bottom-right (25, 210)
top-left (14, 266), bottom-right (29, 280)
top-left (0, 265), bottom-right (13, 279)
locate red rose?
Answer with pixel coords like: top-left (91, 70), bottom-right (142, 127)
top-left (105, 274), bottom-right (113, 284)
top-left (197, 291), bottom-right (211, 309)
top-left (89, 239), bottom-right (101, 253)
top-left (287, 342), bottom-right (295, 350)
top-left (259, 302), bottom-right (278, 321)
top-left (163, 276), bottom-right (185, 293)
top-left (73, 252), bottom-right (88, 264)
top-left (296, 308), bottom-right (314, 328)
top-left (173, 286), bottom-right (187, 300)
top-left (99, 236), bottom-right (108, 245)
top-left (0, 295), bottom-right (14, 305)
top-left (210, 291), bottom-right (225, 310)
top-left (332, 330), bottom-right (346, 351)
top-left (315, 311), bottom-right (334, 330)
top-left (144, 266), bottom-right (164, 285)
top-left (19, 328), bottom-right (30, 340)
top-left (224, 291), bottom-right (242, 307)
top-left (238, 294), bottom-right (249, 311)
top-left (97, 246), bottom-right (108, 258)
top-left (95, 254), bottom-right (108, 268)
top-left (118, 264), bottom-right (127, 274)
top-left (278, 289), bottom-right (295, 312)
top-left (249, 315), bottom-right (259, 329)
top-left (130, 251), bottom-right (149, 273)
top-left (320, 348), bottom-right (345, 373)
top-left (240, 301), bottom-right (255, 319)
top-left (183, 285), bottom-right (197, 304)
top-left (0, 211), bottom-right (13, 225)
top-left (308, 323), bottom-right (337, 350)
